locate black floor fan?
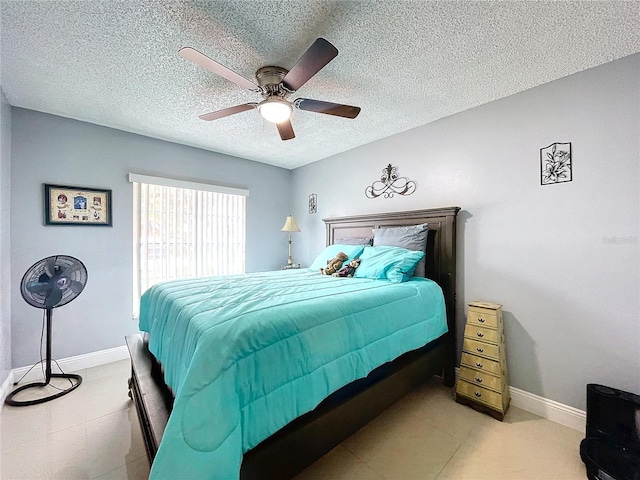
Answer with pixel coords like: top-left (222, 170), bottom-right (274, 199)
top-left (5, 255), bottom-right (88, 407)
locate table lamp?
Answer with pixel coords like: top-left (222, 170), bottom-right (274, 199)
top-left (281, 215), bottom-right (301, 266)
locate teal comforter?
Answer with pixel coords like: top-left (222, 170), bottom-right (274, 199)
top-left (139, 269), bottom-right (447, 479)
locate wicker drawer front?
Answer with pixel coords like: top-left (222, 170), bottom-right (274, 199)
top-left (460, 352), bottom-right (502, 376)
top-left (458, 366), bottom-right (503, 393)
top-left (464, 324), bottom-right (498, 343)
top-left (467, 310), bottom-right (498, 329)
top-left (457, 380), bottom-right (503, 410)
top-left (463, 338), bottom-right (500, 360)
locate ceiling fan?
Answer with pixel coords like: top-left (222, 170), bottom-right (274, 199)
top-left (179, 38), bottom-right (361, 141)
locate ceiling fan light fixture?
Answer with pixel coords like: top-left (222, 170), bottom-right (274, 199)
top-left (258, 98), bottom-right (292, 124)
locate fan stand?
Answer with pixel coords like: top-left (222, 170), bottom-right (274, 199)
top-left (5, 308), bottom-right (82, 407)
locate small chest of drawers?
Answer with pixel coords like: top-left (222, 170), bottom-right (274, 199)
top-left (455, 301), bottom-right (510, 420)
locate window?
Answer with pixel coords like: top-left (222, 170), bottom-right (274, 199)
top-left (130, 174), bottom-right (247, 304)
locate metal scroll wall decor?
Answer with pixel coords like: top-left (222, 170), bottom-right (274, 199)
top-left (308, 193), bottom-right (317, 214)
top-left (541, 142), bottom-right (572, 185)
top-left (365, 164), bottom-right (417, 199)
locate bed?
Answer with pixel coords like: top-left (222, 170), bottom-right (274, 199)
top-left (126, 206), bottom-right (460, 479)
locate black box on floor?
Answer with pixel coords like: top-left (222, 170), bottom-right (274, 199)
top-left (580, 384), bottom-right (640, 480)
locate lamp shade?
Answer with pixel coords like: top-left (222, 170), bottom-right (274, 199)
top-left (281, 216), bottom-right (300, 232)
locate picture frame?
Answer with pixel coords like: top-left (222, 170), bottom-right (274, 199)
top-left (44, 184), bottom-right (112, 226)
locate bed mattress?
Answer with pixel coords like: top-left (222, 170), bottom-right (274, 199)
top-left (139, 268), bottom-right (447, 479)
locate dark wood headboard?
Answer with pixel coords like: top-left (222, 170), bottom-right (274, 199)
top-left (323, 206), bottom-right (460, 365)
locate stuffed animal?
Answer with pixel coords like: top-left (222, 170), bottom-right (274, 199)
top-left (333, 258), bottom-right (361, 278)
top-left (320, 252), bottom-right (348, 275)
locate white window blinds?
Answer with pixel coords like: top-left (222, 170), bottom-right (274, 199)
top-left (131, 174), bottom-right (247, 302)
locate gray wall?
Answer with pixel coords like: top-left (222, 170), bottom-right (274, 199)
top-left (0, 90), bottom-right (11, 387)
top-left (10, 109), bottom-right (291, 368)
top-left (291, 54), bottom-right (640, 410)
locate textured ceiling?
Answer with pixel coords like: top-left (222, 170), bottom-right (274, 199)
top-left (1, 1), bottom-right (639, 169)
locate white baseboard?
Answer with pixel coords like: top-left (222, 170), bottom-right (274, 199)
top-left (509, 385), bottom-right (586, 432)
top-left (454, 367), bottom-right (585, 432)
top-left (0, 370), bottom-right (14, 413)
top-left (11, 345), bottom-right (129, 384)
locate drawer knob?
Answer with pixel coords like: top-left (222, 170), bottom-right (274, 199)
top-left (476, 362), bottom-right (483, 368)
top-left (475, 377), bottom-right (483, 383)
top-left (476, 347), bottom-right (484, 353)
top-left (477, 332), bottom-right (484, 337)
top-left (474, 392), bottom-right (482, 397)
top-left (478, 318), bottom-right (485, 323)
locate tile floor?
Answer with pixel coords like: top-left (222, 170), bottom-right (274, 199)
top-left (1, 360), bottom-right (587, 479)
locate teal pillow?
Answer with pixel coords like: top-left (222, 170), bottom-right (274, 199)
top-left (353, 246), bottom-right (425, 283)
top-left (309, 244), bottom-right (365, 270)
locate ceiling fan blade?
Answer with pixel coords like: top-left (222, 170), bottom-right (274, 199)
top-left (294, 98), bottom-right (361, 119)
top-left (281, 38), bottom-right (338, 92)
top-left (179, 47), bottom-right (258, 91)
top-left (199, 103), bottom-right (257, 121)
top-left (276, 120), bottom-right (295, 141)
top-left (44, 287), bottom-right (63, 308)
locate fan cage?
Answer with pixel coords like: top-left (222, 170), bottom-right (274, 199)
top-left (21, 255), bottom-right (88, 309)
